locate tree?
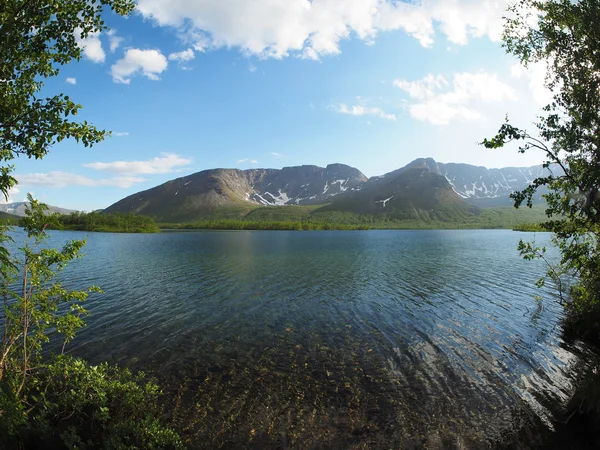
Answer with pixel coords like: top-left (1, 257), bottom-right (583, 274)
top-left (482, 0), bottom-right (600, 343)
top-left (0, 195), bottom-right (91, 385)
top-left (1, 3), bottom-right (183, 447)
top-left (0, 197), bottom-right (182, 448)
top-left (0, 0), bottom-right (135, 198)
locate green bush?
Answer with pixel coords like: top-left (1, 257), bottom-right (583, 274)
top-left (56, 211), bottom-right (160, 233)
top-left (1, 355), bottom-right (183, 450)
top-left (0, 197), bottom-right (181, 449)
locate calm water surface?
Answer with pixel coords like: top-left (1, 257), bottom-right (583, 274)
top-left (33, 230), bottom-right (592, 448)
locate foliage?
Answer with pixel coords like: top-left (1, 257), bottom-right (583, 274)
top-left (563, 360), bottom-right (600, 433)
top-left (57, 211), bottom-right (160, 233)
top-left (0, 194), bottom-right (93, 387)
top-left (482, 0), bottom-right (600, 344)
top-left (484, 1), bottom-right (600, 440)
top-left (0, 212), bottom-right (21, 226)
top-left (161, 220), bottom-right (371, 231)
top-left (1, 355), bottom-right (183, 449)
top-left (157, 204), bottom-right (548, 230)
top-left (0, 197), bottom-right (181, 448)
top-left (244, 204), bottom-right (322, 222)
top-left (513, 223), bottom-right (549, 232)
top-left (0, 0), bottom-right (135, 198)
top-left (0, 2), bottom-right (180, 447)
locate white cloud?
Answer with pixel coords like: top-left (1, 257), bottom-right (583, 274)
top-left (65, 77), bottom-right (77, 85)
top-left (270, 152), bottom-right (283, 158)
top-left (0, 186), bottom-right (20, 204)
top-left (237, 158), bottom-right (258, 164)
top-left (84, 153), bottom-right (192, 175)
top-left (511, 62), bottom-right (554, 106)
top-left (74, 29), bottom-right (105, 63)
top-left (111, 49), bottom-right (168, 84)
top-left (107, 30), bottom-right (124, 53)
top-left (393, 74), bottom-right (448, 100)
top-left (409, 101), bottom-right (481, 125)
top-left (113, 131), bottom-right (129, 137)
top-left (136, 0), bottom-right (508, 59)
top-left (334, 103), bottom-right (396, 121)
top-left (395, 72), bottom-right (517, 125)
top-left (15, 172), bottom-right (145, 189)
top-left (426, 0), bottom-right (505, 46)
top-left (168, 48), bottom-right (196, 63)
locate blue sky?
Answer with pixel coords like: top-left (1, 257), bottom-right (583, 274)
top-left (10, 0), bottom-right (552, 211)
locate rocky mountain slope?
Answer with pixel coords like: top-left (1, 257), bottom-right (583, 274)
top-left (406, 158), bottom-right (552, 207)
top-left (245, 164), bottom-right (367, 205)
top-left (104, 158), bottom-right (550, 222)
top-left (104, 164), bottom-right (367, 222)
top-left (320, 166), bottom-right (477, 221)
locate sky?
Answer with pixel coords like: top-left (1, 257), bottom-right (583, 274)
top-left (8, 0), bottom-right (554, 211)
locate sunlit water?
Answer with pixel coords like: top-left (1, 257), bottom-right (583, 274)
top-left (13, 229), bottom-right (594, 448)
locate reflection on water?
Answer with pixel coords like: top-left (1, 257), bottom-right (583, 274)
top-left (24, 229), bottom-right (591, 447)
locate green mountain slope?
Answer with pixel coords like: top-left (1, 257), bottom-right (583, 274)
top-left (0, 211), bottom-right (22, 224)
top-left (318, 167), bottom-right (477, 222)
top-left (106, 160), bottom-right (551, 229)
top-left (104, 169), bottom-right (257, 222)
top-left (104, 164), bottom-right (367, 222)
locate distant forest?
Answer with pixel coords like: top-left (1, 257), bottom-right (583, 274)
top-left (56, 211), bottom-right (160, 233)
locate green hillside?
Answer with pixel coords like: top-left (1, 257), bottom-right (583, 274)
top-left (0, 211), bottom-right (22, 225)
top-left (158, 204), bottom-right (549, 230)
top-left (106, 161), bottom-right (553, 231)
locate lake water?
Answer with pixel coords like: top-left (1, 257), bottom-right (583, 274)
top-left (25, 229), bottom-right (592, 448)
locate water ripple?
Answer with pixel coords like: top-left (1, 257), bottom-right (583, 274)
top-left (10, 228), bottom-right (590, 448)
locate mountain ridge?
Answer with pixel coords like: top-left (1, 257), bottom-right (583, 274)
top-left (0, 202), bottom-right (76, 217)
top-left (104, 158), bottom-right (551, 223)
top-left (405, 158), bottom-right (550, 207)
top-left (104, 163), bottom-right (368, 221)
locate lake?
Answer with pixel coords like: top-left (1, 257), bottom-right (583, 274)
top-left (29, 229), bottom-right (592, 448)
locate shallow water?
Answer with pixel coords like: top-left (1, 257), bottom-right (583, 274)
top-left (20, 229), bottom-right (591, 447)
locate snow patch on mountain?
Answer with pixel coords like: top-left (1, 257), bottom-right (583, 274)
top-left (376, 197), bottom-right (394, 208)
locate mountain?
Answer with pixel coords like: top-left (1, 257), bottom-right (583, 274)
top-left (104, 164), bottom-right (367, 222)
top-left (245, 164), bottom-right (367, 205)
top-left (319, 166), bottom-right (477, 221)
top-left (405, 158), bottom-right (552, 207)
top-left (104, 158), bottom-right (550, 223)
top-left (0, 202), bottom-right (76, 217)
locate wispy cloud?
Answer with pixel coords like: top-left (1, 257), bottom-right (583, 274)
top-left (394, 71), bottom-right (517, 125)
top-left (168, 48), bottom-right (195, 65)
top-left (16, 172), bottom-right (145, 189)
top-left (270, 152), bottom-right (284, 158)
top-left (84, 153), bottom-right (192, 175)
top-left (393, 74), bottom-right (448, 100)
top-left (237, 158), bottom-right (258, 164)
top-left (333, 103), bottom-right (397, 121)
top-left (113, 131), bottom-right (129, 137)
top-left (106, 29), bottom-right (124, 53)
top-left (510, 62), bottom-right (553, 105)
top-left (65, 77), bottom-right (77, 85)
